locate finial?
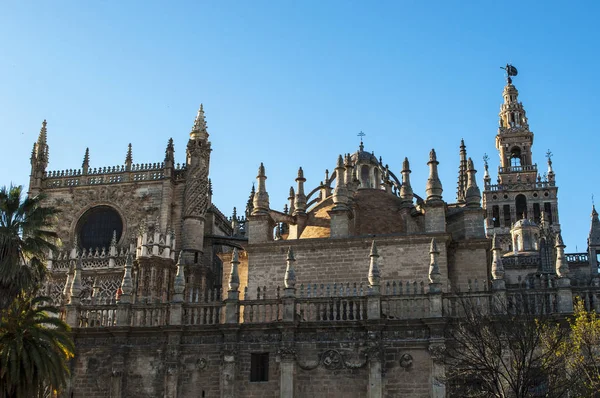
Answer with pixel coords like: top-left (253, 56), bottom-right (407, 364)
top-left (297, 167), bottom-right (304, 179)
top-left (208, 178), bottom-right (213, 195)
top-left (192, 104), bottom-right (208, 134)
top-left (368, 241), bottom-right (380, 292)
top-left (228, 248), bottom-right (240, 291)
top-left (491, 234), bottom-right (505, 281)
top-left (500, 63), bottom-right (518, 83)
top-left (465, 157), bottom-right (481, 207)
top-left (284, 247), bottom-right (296, 289)
top-left (400, 157), bottom-right (414, 205)
top-left (555, 232), bottom-right (569, 278)
top-left (429, 238), bottom-right (441, 289)
top-left (426, 149), bottom-right (443, 204)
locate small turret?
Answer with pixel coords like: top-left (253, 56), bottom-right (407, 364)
top-left (425, 149), bottom-right (443, 204)
top-left (252, 163), bottom-right (270, 214)
top-left (400, 157), bottom-right (414, 206)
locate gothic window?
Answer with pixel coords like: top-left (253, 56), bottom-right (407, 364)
top-left (516, 195), bottom-right (527, 220)
top-left (492, 205), bottom-right (500, 227)
top-left (361, 165), bottom-right (371, 188)
top-left (76, 206), bottom-right (123, 250)
top-left (250, 353), bottom-right (269, 382)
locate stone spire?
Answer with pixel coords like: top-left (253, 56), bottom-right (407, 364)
top-left (589, 204), bottom-right (600, 247)
top-left (165, 138), bottom-right (175, 163)
top-left (555, 233), bottom-right (569, 278)
top-left (288, 186), bottom-right (295, 215)
top-left (284, 247), bottom-right (296, 289)
top-left (82, 147), bottom-right (90, 174)
top-left (465, 158), bottom-right (481, 207)
top-left (32, 120), bottom-right (49, 169)
top-left (491, 234), bottom-right (505, 280)
top-left (456, 139), bottom-right (468, 202)
top-left (228, 248), bottom-right (240, 292)
top-left (332, 155), bottom-right (348, 209)
top-left (368, 241), bottom-right (381, 294)
top-left (245, 184), bottom-right (255, 217)
top-left (425, 149), bottom-right (443, 204)
top-left (400, 157), bottom-right (414, 205)
top-left (119, 251), bottom-right (134, 303)
top-left (125, 143), bottom-right (133, 171)
top-left (293, 167), bottom-right (307, 215)
top-left (190, 104), bottom-right (209, 140)
top-left (252, 163), bottom-right (270, 214)
top-left (428, 238), bottom-right (442, 293)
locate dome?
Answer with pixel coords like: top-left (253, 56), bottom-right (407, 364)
top-left (350, 143), bottom-right (379, 165)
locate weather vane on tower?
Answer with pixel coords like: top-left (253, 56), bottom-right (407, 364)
top-left (500, 63), bottom-right (518, 83)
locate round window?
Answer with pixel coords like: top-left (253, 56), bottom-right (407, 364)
top-left (77, 206), bottom-right (123, 249)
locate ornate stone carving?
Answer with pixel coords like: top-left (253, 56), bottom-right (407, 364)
top-left (399, 353), bottom-right (413, 369)
top-left (277, 347), bottom-right (296, 362)
top-left (321, 349), bottom-right (344, 370)
top-left (428, 343), bottom-right (446, 362)
top-left (195, 358), bottom-right (208, 371)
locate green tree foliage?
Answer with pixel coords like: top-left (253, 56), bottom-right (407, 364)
top-left (543, 299), bottom-right (600, 397)
top-left (0, 185), bottom-right (59, 308)
top-left (0, 185), bottom-right (73, 397)
top-left (0, 295), bottom-right (74, 397)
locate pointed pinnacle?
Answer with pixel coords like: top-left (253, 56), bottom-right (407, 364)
top-left (403, 157), bottom-right (410, 171)
top-left (430, 238), bottom-right (439, 254)
top-left (297, 167), bottom-right (304, 179)
top-left (82, 147), bottom-right (90, 167)
top-left (232, 247), bottom-right (239, 263)
top-left (289, 186), bottom-right (295, 198)
top-left (429, 149), bottom-right (438, 162)
top-left (258, 162), bottom-right (265, 177)
top-left (370, 240), bottom-right (379, 257)
top-left (125, 143), bottom-right (133, 163)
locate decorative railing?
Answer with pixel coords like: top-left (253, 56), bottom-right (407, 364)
top-left (572, 288), bottom-right (600, 312)
top-left (485, 180), bottom-right (554, 192)
top-left (69, 282), bottom-right (600, 329)
top-left (130, 304), bottom-right (170, 327)
top-left (183, 303), bottom-right (222, 325)
top-left (77, 305), bottom-right (117, 327)
top-left (566, 253), bottom-right (589, 265)
top-left (51, 246), bottom-right (129, 271)
top-left (502, 256), bottom-right (542, 267)
top-left (498, 164), bottom-right (537, 173)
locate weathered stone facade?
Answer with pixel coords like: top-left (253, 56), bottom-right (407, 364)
top-left (26, 71), bottom-right (600, 397)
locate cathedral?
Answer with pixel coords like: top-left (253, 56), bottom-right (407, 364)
top-left (28, 71), bottom-right (600, 397)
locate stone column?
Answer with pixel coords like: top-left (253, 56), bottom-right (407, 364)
top-left (278, 348), bottom-right (296, 398)
top-left (366, 330), bottom-right (383, 398)
top-left (429, 342), bottom-right (447, 398)
top-left (221, 348), bottom-right (237, 398)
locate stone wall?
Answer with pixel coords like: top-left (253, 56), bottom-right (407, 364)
top-left (245, 235), bottom-right (451, 294)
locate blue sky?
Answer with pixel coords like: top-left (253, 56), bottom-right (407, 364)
top-left (1, 1), bottom-right (598, 251)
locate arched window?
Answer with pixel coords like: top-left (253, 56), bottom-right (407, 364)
top-left (515, 235), bottom-right (521, 252)
top-left (361, 165), bottom-right (371, 188)
top-left (76, 206), bottom-right (123, 250)
top-left (516, 194), bottom-right (527, 220)
top-left (510, 147), bottom-right (522, 167)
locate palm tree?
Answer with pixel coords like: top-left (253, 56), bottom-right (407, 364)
top-left (0, 185), bottom-right (59, 308)
top-left (0, 295), bottom-right (75, 397)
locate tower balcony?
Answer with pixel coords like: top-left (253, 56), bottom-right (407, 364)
top-left (498, 164), bottom-right (537, 174)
